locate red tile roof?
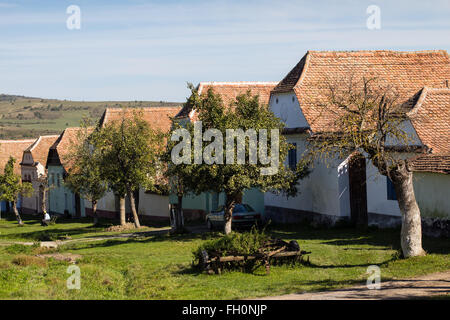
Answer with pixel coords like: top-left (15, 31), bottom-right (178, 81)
top-left (410, 154), bottom-right (450, 174)
top-left (176, 82), bottom-right (278, 120)
top-left (48, 127), bottom-right (91, 172)
top-left (274, 50), bottom-right (450, 133)
top-left (100, 107), bottom-right (181, 133)
top-left (408, 88), bottom-right (450, 174)
top-left (0, 139), bottom-right (35, 175)
top-left (407, 88), bottom-right (450, 154)
top-left (24, 135), bottom-right (59, 167)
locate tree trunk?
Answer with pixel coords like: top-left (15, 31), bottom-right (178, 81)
top-left (224, 194), bottom-right (238, 235)
top-left (12, 201), bottom-right (23, 226)
top-left (174, 195), bottom-right (184, 231)
top-left (40, 185), bottom-right (47, 219)
top-left (391, 162), bottom-right (426, 258)
top-left (92, 200), bottom-right (98, 226)
top-left (119, 196), bottom-right (126, 226)
top-left (127, 188), bottom-right (141, 228)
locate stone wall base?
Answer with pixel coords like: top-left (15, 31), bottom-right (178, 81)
top-left (265, 206), bottom-right (450, 238)
top-left (264, 205), bottom-right (348, 227)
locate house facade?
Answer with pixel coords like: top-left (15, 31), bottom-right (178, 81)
top-left (20, 135), bottom-right (59, 215)
top-left (0, 139), bottom-right (36, 213)
top-left (172, 81), bottom-right (278, 220)
top-left (264, 50), bottom-right (450, 235)
top-left (46, 128), bottom-right (86, 217)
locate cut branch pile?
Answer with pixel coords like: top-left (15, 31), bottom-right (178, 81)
top-left (196, 238), bottom-right (311, 275)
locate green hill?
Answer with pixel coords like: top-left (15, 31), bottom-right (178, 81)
top-left (0, 94), bottom-right (181, 139)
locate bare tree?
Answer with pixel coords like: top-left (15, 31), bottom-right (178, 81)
top-left (308, 75), bottom-right (426, 257)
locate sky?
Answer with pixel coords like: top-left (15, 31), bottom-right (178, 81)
top-left (0, 0), bottom-right (449, 102)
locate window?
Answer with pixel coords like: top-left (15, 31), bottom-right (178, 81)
top-left (51, 173), bottom-right (55, 185)
top-left (288, 143), bottom-right (297, 170)
top-left (57, 174), bottom-right (60, 187)
top-left (387, 177), bottom-right (397, 200)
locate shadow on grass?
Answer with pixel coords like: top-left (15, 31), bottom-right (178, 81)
top-left (61, 230), bottom-right (221, 251)
top-left (266, 223), bottom-right (450, 255)
top-left (0, 213), bottom-right (173, 241)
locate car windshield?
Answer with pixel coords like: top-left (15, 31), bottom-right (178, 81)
top-left (233, 204), bottom-right (254, 213)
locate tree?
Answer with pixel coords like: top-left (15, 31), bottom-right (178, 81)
top-left (96, 109), bottom-right (166, 228)
top-left (65, 122), bottom-right (108, 226)
top-left (164, 122), bottom-right (197, 232)
top-left (308, 75), bottom-right (426, 257)
top-left (0, 157), bottom-right (34, 225)
top-left (167, 85), bottom-right (309, 234)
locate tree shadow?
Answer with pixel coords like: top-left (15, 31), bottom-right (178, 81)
top-left (266, 223), bottom-right (450, 255)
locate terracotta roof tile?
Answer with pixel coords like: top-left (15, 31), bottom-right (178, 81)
top-left (176, 82), bottom-right (278, 120)
top-left (407, 88), bottom-right (450, 154)
top-left (49, 127), bottom-right (92, 172)
top-left (0, 139), bottom-right (35, 175)
top-left (24, 135), bottom-right (59, 167)
top-left (410, 153), bottom-right (450, 174)
top-left (407, 88), bottom-right (450, 174)
top-left (100, 107), bottom-right (181, 133)
top-left (275, 50), bottom-right (450, 133)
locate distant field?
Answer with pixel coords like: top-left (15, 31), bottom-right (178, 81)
top-left (0, 94), bottom-right (181, 139)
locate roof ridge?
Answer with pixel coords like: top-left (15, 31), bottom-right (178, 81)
top-left (28, 136), bottom-right (41, 152)
top-left (198, 81), bottom-right (279, 94)
top-left (307, 50), bottom-right (449, 56)
top-left (105, 106), bottom-right (181, 111)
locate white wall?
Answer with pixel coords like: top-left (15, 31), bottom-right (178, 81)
top-left (85, 191), bottom-right (116, 213)
top-left (264, 133), bottom-right (347, 217)
top-left (269, 92), bottom-right (308, 128)
top-left (366, 160), bottom-right (402, 216)
top-left (138, 191), bottom-right (170, 218)
top-left (414, 172), bottom-right (450, 219)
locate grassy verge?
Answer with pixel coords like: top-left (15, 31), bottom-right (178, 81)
top-left (0, 216), bottom-right (449, 299)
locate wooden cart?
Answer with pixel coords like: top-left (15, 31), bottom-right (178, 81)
top-left (198, 239), bottom-right (310, 274)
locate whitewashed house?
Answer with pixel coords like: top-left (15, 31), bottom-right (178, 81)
top-left (265, 50), bottom-right (450, 236)
top-left (85, 106), bottom-right (181, 223)
top-left (20, 135), bottom-right (59, 215)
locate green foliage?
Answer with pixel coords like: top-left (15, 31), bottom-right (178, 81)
top-left (166, 84), bottom-right (310, 232)
top-left (64, 119), bottom-right (108, 203)
top-left (4, 244), bottom-right (38, 255)
top-left (95, 109), bottom-right (166, 196)
top-left (0, 157), bottom-right (34, 202)
top-left (193, 227), bottom-right (270, 260)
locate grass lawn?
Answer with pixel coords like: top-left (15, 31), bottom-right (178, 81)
top-left (0, 214), bottom-right (449, 299)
